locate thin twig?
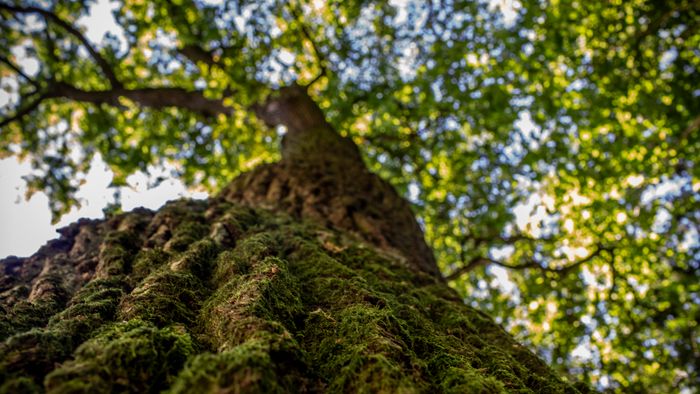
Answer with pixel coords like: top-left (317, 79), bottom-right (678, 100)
top-left (0, 90), bottom-right (51, 129)
top-left (0, 3), bottom-right (122, 88)
top-left (0, 55), bottom-right (40, 88)
top-left (288, 2), bottom-right (327, 88)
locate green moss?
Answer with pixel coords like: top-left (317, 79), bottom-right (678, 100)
top-left (96, 230), bottom-right (141, 278)
top-left (3, 201), bottom-right (579, 393)
top-left (131, 248), bottom-right (172, 283)
top-left (48, 278), bottom-right (127, 326)
top-left (211, 232), bottom-right (278, 284)
top-left (45, 320), bottom-right (196, 393)
top-left (168, 239), bottom-right (218, 280)
top-left (0, 271), bottom-right (69, 339)
top-left (301, 303), bottom-right (425, 393)
top-left (1, 299), bottom-right (62, 341)
top-left (285, 237), bottom-right (426, 392)
top-left (166, 229), bottom-right (312, 393)
top-left (206, 204), bottom-right (259, 247)
top-left (119, 269), bottom-right (204, 327)
top-left (200, 233), bottom-right (303, 351)
top-left (168, 332), bottom-right (311, 393)
top-left (0, 329), bottom-right (73, 383)
top-left (170, 204), bottom-right (209, 248)
top-left (285, 233), bottom-right (576, 393)
top-left (145, 200), bottom-right (208, 251)
top-left (119, 240), bottom-right (218, 327)
top-left (165, 221), bottom-right (210, 252)
top-left (0, 376), bottom-right (41, 394)
top-left (0, 278), bottom-right (128, 386)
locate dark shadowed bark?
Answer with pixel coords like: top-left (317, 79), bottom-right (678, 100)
top-left (0, 86), bottom-right (584, 393)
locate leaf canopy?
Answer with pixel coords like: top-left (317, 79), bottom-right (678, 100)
top-left (1, 0), bottom-right (698, 391)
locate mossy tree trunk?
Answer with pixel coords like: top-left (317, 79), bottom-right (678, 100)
top-left (0, 86), bottom-right (583, 393)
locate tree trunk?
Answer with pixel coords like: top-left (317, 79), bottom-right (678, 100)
top-left (0, 87), bottom-right (583, 393)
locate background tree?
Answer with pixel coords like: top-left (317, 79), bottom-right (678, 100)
top-left (0, 0), bottom-right (697, 392)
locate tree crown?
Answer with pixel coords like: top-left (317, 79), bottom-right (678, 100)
top-left (1, 0), bottom-right (698, 391)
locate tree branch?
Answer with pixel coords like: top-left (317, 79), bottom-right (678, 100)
top-left (503, 245), bottom-right (607, 274)
top-left (681, 115), bottom-right (700, 141)
top-left (445, 256), bottom-right (493, 281)
top-left (50, 83), bottom-right (232, 117)
top-left (0, 81), bottom-right (232, 126)
top-left (0, 3), bottom-right (122, 89)
top-left (178, 44), bottom-right (217, 67)
top-left (252, 84), bottom-right (329, 133)
top-left (0, 90), bottom-right (51, 129)
top-left (466, 233), bottom-right (554, 247)
top-left (288, 3), bottom-right (327, 88)
top-left (0, 55), bottom-right (40, 89)
top-left (445, 245), bottom-right (609, 281)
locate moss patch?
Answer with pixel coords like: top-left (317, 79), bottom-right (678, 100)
top-left (119, 240), bottom-right (218, 327)
top-left (0, 200), bottom-right (580, 393)
top-left (45, 320), bottom-right (195, 393)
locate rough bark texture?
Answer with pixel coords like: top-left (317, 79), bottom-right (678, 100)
top-left (0, 86), bottom-right (584, 393)
top-left (241, 85), bottom-right (440, 278)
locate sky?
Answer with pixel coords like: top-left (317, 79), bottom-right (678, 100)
top-left (0, 0), bottom-right (206, 258)
top-left (0, 155), bottom-right (207, 258)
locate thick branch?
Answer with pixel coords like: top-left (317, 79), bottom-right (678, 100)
top-left (250, 84), bottom-right (364, 163)
top-left (253, 84), bottom-right (329, 133)
top-left (50, 83), bottom-right (232, 117)
top-left (2, 67), bottom-right (320, 126)
top-left (0, 82), bottom-right (232, 126)
top-left (178, 44), bottom-right (217, 67)
top-left (0, 3), bottom-right (121, 89)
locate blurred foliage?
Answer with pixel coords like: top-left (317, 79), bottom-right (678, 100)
top-left (1, 0), bottom-right (698, 391)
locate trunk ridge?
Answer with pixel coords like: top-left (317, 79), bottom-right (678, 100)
top-left (240, 85), bottom-right (441, 277)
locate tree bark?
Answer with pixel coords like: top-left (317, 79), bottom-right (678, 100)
top-left (235, 85), bottom-right (440, 278)
top-left (0, 88), bottom-right (584, 393)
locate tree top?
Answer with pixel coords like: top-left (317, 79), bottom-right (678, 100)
top-left (1, 0), bottom-right (698, 391)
